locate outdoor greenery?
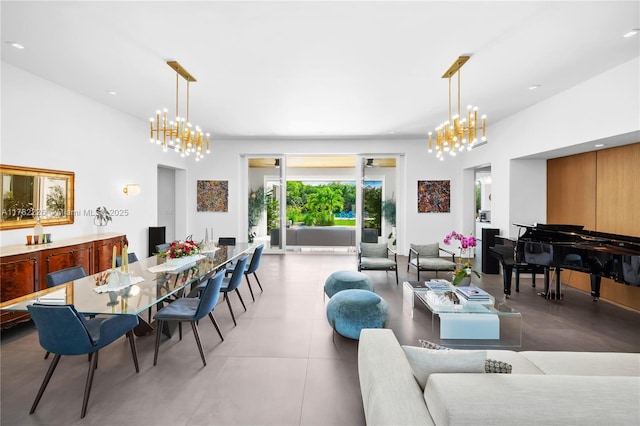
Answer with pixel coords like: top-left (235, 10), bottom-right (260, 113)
top-left (253, 181), bottom-right (384, 236)
top-left (286, 181), bottom-right (356, 226)
top-left (382, 197), bottom-right (396, 245)
top-left (265, 189), bottom-right (279, 234)
top-left (363, 183), bottom-right (382, 234)
top-left (381, 198), bottom-right (396, 226)
top-left (248, 186), bottom-right (265, 241)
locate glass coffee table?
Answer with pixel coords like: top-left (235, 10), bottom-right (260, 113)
top-left (403, 280), bottom-right (522, 348)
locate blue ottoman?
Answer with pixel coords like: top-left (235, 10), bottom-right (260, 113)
top-left (326, 289), bottom-right (389, 340)
top-left (324, 270), bottom-right (374, 298)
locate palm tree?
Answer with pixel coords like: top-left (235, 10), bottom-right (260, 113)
top-left (306, 186), bottom-right (344, 225)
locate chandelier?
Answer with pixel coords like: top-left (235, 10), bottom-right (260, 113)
top-left (428, 56), bottom-right (486, 160)
top-left (149, 61), bottom-right (210, 161)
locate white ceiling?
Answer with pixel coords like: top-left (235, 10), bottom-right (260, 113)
top-left (2, 1), bottom-right (639, 146)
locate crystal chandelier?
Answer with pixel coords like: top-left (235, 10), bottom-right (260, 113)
top-left (428, 56), bottom-right (486, 161)
top-left (149, 61), bottom-right (210, 161)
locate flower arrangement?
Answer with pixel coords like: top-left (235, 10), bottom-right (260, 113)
top-left (443, 231), bottom-right (480, 286)
top-left (160, 239), bottom-right (203, 259)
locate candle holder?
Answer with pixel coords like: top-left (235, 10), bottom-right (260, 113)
top-left (107, 269), bottom-right (120, 289)
top-left (119, 271), bottom-right (132, 288)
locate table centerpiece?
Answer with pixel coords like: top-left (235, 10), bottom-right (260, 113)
top-left (443, 230), bottom-right (481, 285)
top-left (159, 238), bottom-right (204, 267)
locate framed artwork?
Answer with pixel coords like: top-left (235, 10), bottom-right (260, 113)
top-left (417, 180), bottom-right (450, 213)
top-left (197, 180), bottom-right (228, 212)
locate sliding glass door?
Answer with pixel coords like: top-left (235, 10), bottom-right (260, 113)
top-left (247, 156), bottom-right (285, 253)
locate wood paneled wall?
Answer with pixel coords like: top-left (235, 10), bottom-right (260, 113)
top-left (547, 143), bottom-right (640, 311)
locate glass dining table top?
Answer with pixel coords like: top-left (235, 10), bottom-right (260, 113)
top-left (1, 243), bottom-right (254, 316)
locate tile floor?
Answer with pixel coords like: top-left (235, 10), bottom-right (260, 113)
top-left (1, 252), bottom-right (639, 425)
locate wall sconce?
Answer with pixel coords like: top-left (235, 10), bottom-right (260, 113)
top-left (123, 184), bottom-right (141, 196)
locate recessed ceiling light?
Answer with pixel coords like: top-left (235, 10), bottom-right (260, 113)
top-left (106, 90), bottom-right (117, 95)
top-left (529, 85), bottom-right (541, 90)
top-left (5, 42), bottom-right (24, 49)
top-left (623, 29), bottom-right (639, 38)
top-left (594, 143), bottom-right (605, 148)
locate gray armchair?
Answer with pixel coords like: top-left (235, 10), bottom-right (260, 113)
top-left (407, 242), bottom-right (456, 280)
top-left (358, 242), bottom-right (398, 285)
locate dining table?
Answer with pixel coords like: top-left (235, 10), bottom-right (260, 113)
top-left (0, 242), bottom-right (254, 336)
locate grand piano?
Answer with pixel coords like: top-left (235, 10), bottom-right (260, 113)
top-left (514, 223), bottom-right (640, 300)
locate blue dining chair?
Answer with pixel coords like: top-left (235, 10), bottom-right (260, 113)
top-left (45, 266), bottom-right (87, 288)
top-left (155, 243), bottom-right (170, 254)
top-left (226, 244), bottom-right (264, 301)
top-left (43, 266), bottom-right (89, 360)
top-left (115, 252), bottom-right (139, 267)
top-left (153, 269), bottom-right (225, 367)
top-left (27, 304), bottom-right (139, 419)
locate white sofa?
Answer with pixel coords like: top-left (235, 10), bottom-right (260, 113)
top-left (358, 329), bottom-right (640, 426)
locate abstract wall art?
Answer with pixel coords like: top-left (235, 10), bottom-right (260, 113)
top-left (197, 180), bottom-right (228, 212)
top-left (417, 180), bottom-right (450, 213)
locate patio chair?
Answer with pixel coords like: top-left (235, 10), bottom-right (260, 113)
top-left (358, 242), bottom-right (398, 285)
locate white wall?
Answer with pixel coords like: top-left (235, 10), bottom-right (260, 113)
top-left (462, 57), bottom-right (640, 238)
top-left (0, 62), bottom-right (188, 256)
top-left (2, 56), bottom-right (638, 257)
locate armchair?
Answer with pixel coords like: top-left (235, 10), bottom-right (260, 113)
top-left (358, 242), bottom-right (398, 285)
top-left (407, 243), bottom-right (456, 280)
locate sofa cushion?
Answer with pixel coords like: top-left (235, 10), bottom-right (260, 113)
top-left (410, 257), bottom-right (456, 271)
top-left (520, 351), bottom-right (640, 376)
top-left (411, 243), bottom-right (439, 257)
top-left (424, 374), bottom-right (640, 426)
top-left (419, 340), bottom-right (513, 374)
top-left (402, 345), bottom-right (486, 390)
top-left (360, 257), bottom-right (396, 269)
top-left (360, 242), bottom-right (388, 258)
top-left (485, 358), bottom-right (512, 373)
top-left (418, 339), bottom-right (450, 350)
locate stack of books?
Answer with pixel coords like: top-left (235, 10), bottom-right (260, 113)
top-left (455, 285), bottom-right (491, 301)
top-left (426, 280), bottom-right (452, 292)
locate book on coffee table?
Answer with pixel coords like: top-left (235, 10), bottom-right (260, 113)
top-left (455, 285), bottom-right (491, 301)
top-left (425, 280), bottom-right (452, 291)
top-left (406, 281), bottom-right (429, 289)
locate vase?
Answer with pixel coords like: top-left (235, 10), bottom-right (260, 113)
top-left (457, 275), bottom-right (472, 286)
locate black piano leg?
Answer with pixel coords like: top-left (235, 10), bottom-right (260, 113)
top-left (590, 275), bottom-right (601, 301)
top-left (502, 264), bottom-right (514, 297)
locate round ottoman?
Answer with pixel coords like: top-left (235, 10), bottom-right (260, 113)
top-left (324, 270), bottom-right (374, 298)
top-left (326, 289), bottom-right (389, 340)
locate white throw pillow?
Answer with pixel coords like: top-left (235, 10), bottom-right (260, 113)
top-left (402, 345), bottom-right (486, 390)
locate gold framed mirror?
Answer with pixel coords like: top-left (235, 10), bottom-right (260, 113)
top-left (1, 164), bottom-right (75, 230)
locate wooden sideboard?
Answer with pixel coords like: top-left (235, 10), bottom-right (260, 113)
top-left (0, 233), bottom-right (127, 328)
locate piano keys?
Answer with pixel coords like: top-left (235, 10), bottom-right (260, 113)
top-left (515, 224), bottom-right (640, 300)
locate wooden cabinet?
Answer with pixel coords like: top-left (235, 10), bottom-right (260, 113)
top-left (0, 252), bottom-right (39, 326)
top-left (0, 233), bottom-right (127, 328)
top-left (43, 243), bottom-right (93, 286)
top-left (94, 235), bottom-right (127, 273)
